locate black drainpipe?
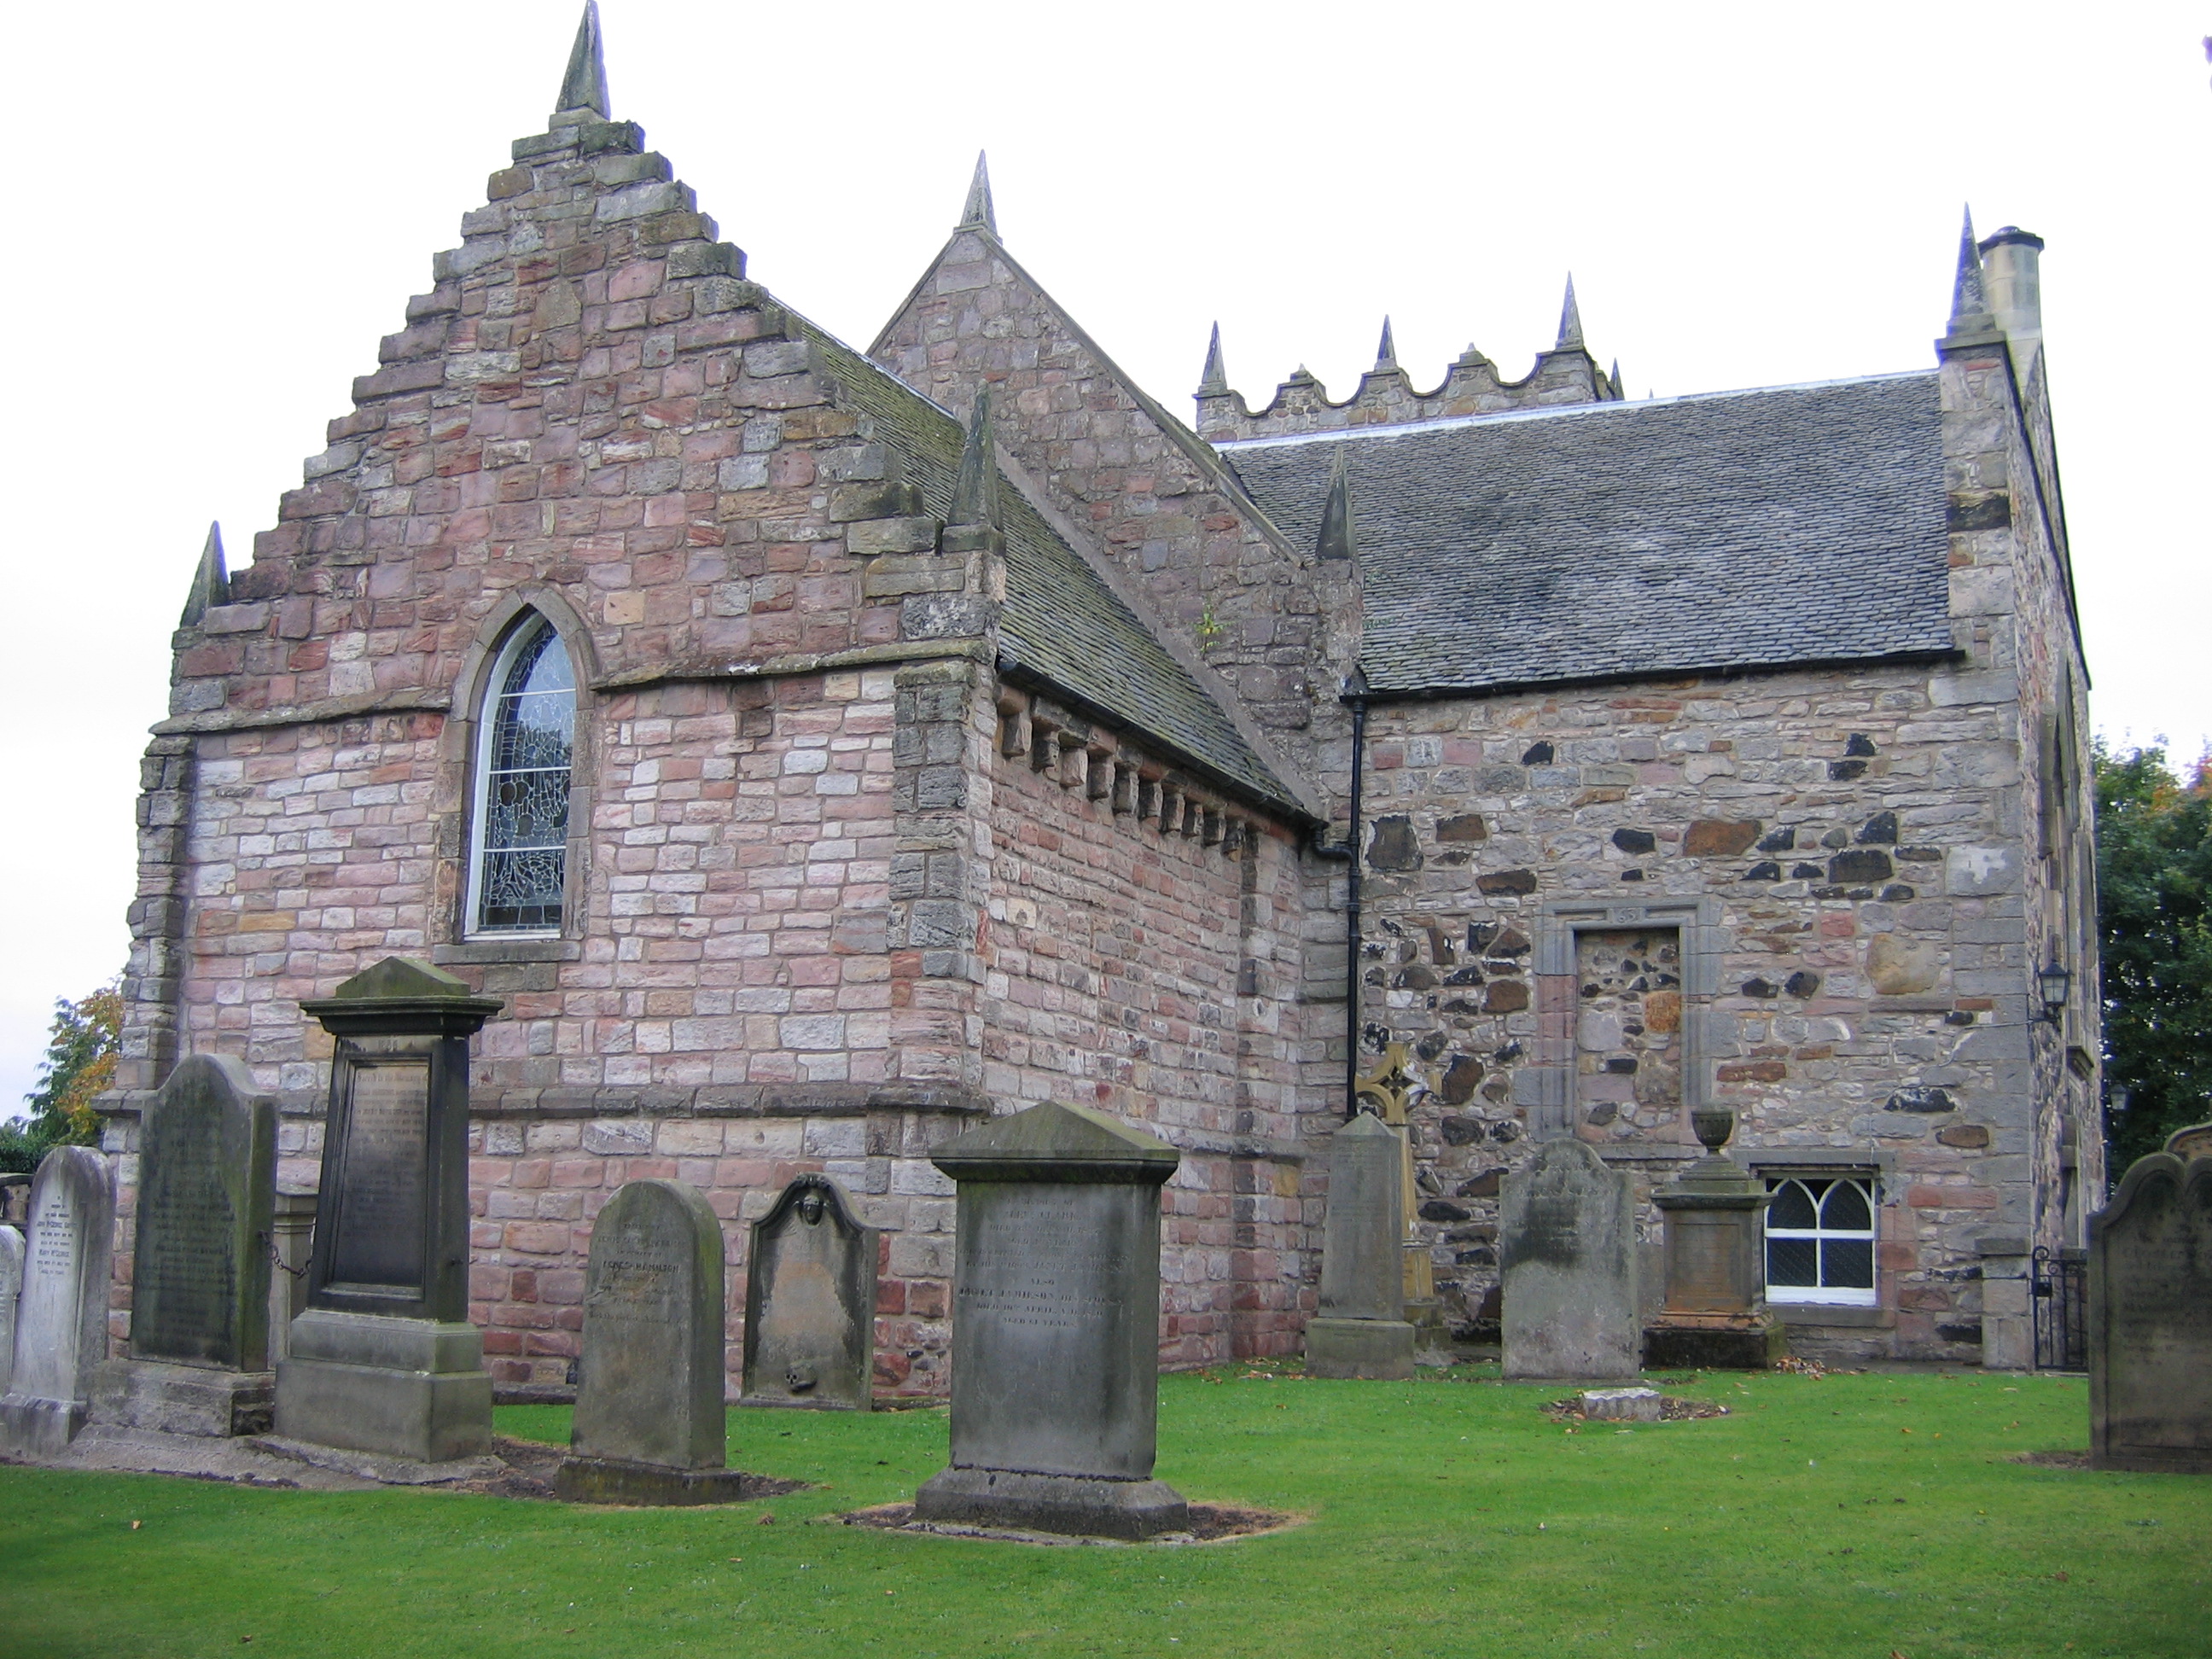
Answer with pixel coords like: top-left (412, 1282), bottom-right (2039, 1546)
top-left (1309, 668), bottom-right (1370, 1117)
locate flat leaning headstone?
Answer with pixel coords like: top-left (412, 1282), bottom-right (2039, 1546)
top-left (557, 1179), bottom-right (748, 1505)
top-left (2090, 1151), bottom-right (2212, 1473)
top-left (1306, 1112), bottom-right (1416, 1380)
top-left (93, 1055), bottom-right (276, 1437)
top-left (0, 1225), bottom-right (22, 1400)
top-left (1499, 1138), bottom-right (1641, 1382)
top-left (915, 1101), bottom-right (1189, 1540)
top-left (742, 1175), bottom-right (876, 1411)
top-left (0, 1146), bottom-right (116, 1458)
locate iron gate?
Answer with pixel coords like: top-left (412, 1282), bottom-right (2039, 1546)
top-left (2032, 1245), bottom-right (2087, 1371)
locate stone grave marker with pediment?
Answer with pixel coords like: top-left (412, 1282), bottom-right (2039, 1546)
top-left (915, 1101), bottom-right (1189, 1540)
top-left (1499, 1137), bottom-right (1641, 1382)
top-left (1305, 1112), bottom-right (1416, 1379)
top-left (2090, 1151), bottom-right (2212, 1473)
top-left (742, 1175), bottom-right (876, 1411)
top-left (0, 1146), bottom-right (116, 1458)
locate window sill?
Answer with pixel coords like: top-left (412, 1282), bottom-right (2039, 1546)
top-left (1771, 1301), bottom-right (1890, 1329)
top-left (434, 938), bottom-right (580, 966)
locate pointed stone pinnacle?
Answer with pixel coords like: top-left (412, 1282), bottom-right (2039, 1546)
top-left (1198, 323), bottom-right (1230, 397)
top-left (1609, 358), bottom-right (1623, 399)
top-left (1316, 449), bottom-right (1354, 562)
top-left (1947, 204), bottom-right (1992, 331)
top-left (181, 522), bottom-right (229, 627)
top-left (959, 152), bottom-right (998, 236)
top-left (951, 386), bottom-right (999, 532)
top-left (1375, 317), bottom-right (1398, 370)
top-left (1555, 275), bottom-right (1586, 352)
top-left (556, 2), bottom-right (611, 119)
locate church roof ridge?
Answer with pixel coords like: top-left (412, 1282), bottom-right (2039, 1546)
top-left (1213, 367), bottom-right (1940, 452)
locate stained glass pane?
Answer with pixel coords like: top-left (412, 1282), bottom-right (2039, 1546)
top-left (1767, 1237), bottom-right (1819, 1287)
top-left (1822, 1237), bottom-right (1875, 1289)
top-left (474, 620), bottom-right (572, 933)
top-left (1767, 1179), bottom-right (1817, 1229)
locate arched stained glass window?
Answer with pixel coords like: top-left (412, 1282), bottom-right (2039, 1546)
top-left (1764, 1175), bottom-right (1878, 1306)
top-left (469, 616), bottom-right (574, 934)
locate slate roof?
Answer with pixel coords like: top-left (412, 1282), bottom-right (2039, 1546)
top-left (797, 322), bottom-right (1306, 817)
top-left (1220, 372), bottom-right (1955, 696)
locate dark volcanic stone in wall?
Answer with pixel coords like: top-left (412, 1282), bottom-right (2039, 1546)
top-left (1476, 869), bottom-right (1537, 896)
top-left (1437, 1056), bottom-right (1484, 1105)
top-left (1367, 816), bottom-right (1423, 870)
top-left (1437, 813), bottom-right (1488, 842)
top-left (1610, 829), bottom-right (1656, 853)
top-left (1886, 1086), bottom-right (1956, 1114)
top-left (1829, 849), bottom-right (1894, 883)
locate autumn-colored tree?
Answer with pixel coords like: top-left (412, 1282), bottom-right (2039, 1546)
top-left (0, 981), bottom-right (121, 1173)
top-left (2098, 742), bottom-right (2212, 1170)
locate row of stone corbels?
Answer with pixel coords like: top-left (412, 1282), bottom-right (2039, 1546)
top-left (994, 688), bottom-right (1257, 857)
top-left (1195, 346), bottom-right (1619, 443)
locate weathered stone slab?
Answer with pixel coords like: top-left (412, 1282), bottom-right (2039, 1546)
top-left (0, 1147), bottom-right (116, 1457)
top-left (742, 1175), bottom-right (876, 1411)
top-left (130, 1054), bottom-right (276, 1371)
top-left (0, 1225), bottom-right (21, 1400)
top-left (2090, 1153), bottom-right (2212, 1474)
top-left (1500, 1138), bottom-right (1639, 1382)
top-left (1581, 1387), bottom-right (1661, 1422)
top-left (1306, 1112), bottom-right (1415, 1380)
top-left (915, 1102), bottom-right (1188, 1540)
top-left (557, 1179), bottom-right (732, 1505)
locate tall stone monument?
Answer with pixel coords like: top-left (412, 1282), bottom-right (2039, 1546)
top-left (1306, 1112), bottom-right (1417, 1380)
top-left (915, 1101), bottom-right (1189, 1539)
top-left (2089, 1150), bottom-right (2212, 1473)
top-left (1499, 1138), bottom-right (1640, 1382)
top-left (93, 1054), bottom-right (277, 1435)
top-left (742, 1174), bottom-right (877, 1411)
top-left (0, 1146), bottom-right (116, 1457)
top-left (558, 1179), bottom-right (747, 1504)
top-left (0, 1224), bottom-right (22, 1400)
top-left (274, 958), bottom-right (502, 1467)
top-left (1643, 1108), bottom-right (1784, 1371)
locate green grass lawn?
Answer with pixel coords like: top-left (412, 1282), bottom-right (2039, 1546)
top-left (1, 1367), bottom-right (2203, 1658)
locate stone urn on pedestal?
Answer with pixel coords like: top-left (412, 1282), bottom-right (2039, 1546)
top-left (1643, 1108), bottom-right (1786, 1371)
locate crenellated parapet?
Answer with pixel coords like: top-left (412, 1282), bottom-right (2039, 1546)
top-left (1194, 285), bottom-right (1626, 443)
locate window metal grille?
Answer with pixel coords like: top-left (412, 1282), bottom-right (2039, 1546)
top-left (469, 618), bottom-right (573, 934)
top-left (1764, 1175), bottom-right (1878, 1306)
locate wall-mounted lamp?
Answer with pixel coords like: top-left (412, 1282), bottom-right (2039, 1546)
top-left (2036, 960), bottom-right (2072, 1025)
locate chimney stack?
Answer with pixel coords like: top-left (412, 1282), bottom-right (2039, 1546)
top-left (1977, 226), bottom-right (2045, 370)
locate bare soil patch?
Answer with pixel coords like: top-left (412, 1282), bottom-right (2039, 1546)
top-left (835, 1500), bottom-right (1301, 1545)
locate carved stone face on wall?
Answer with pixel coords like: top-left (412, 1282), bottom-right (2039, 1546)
top-left (797, 1190), bottom-right (826, 1226)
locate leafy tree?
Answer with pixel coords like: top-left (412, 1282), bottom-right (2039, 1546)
top-left (2098, 742), bottom-right (2212, 1169)
top-left (0, 981), bottom-right (121, 1174)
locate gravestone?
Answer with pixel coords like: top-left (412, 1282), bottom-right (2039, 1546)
top-left (2089, 1151), bottom-right (2212, 1473)
top-left (274, 958), bottom-right (502, 1469)
top-left (0, 1146), bottom-right (116, 1458)
top-left (742, 1175), bottom-right (876, 1411)
top-left (93, 1054), bottom-right (276, 1436)
top-left (557, 1179), bottom-right (746, 1504)
top-left (915, 1101), bottom-right (1189, 1539)
top-left (1306, 1112), bottom-right (1416, 1380)
top-left (1643, 1109), bottom-right (1784, 1371)
top-left (1499, 1138), bottom-right (1640, 1382)
top-left (0, 1225), bottom-right (21, 1400)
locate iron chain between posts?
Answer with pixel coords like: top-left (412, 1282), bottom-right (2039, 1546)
top-left (260, 1230), bottom-right (309, 1281)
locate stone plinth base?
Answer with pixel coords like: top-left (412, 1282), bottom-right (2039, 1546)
top-left (1582, 1387), bottom-right (1662, 1422)
top-left (0, 1393), bottom-right (86, 1459)
top-left (274, 1310), bottom-right (491, 1465)
top-left (915, 1466), bottom-right (1189, 1540)
top-left (250, 1435), bottom-right (500, 1486)
top-left (556, 1455), bottom-right (755, 1506)
top-left (1305, 1317), bottom-right (1417, 1380)
top-left (1644, 1318), bottom-right (1785, 1371)
top-left (91, 1360), bottom-right (273, 1439)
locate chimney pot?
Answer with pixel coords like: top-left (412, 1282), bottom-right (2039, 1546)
top-left (1976, 226), bottom-right (2045, 366)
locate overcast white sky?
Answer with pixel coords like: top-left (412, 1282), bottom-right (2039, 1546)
top-left (0, 3), bottom-right (2203, 1110)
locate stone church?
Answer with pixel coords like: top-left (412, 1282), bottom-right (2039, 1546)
top-left (104, 9), bottom-right (2099, 1393)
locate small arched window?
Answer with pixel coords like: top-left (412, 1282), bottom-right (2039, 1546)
top-left (467, 615), bottom-right (575, 935)
top-left (1764, 1175), bottom-right (1878, 1306)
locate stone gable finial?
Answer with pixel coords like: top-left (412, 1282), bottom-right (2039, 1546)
top-left (556, 1), bottom-right (611, 120)
top-left (959, 151), bottom-right (997, 236)
top-left (1317, 447), bottom-right (1355, 562)
top-left (181, 522), bottom-right (229, 626)
top-left (1197, 322), bottom-right (1230, 398)
top-left (1374, 316), bottom-right (1398, 370)
top-left (1945, 204), bottom-right (1994, 335)
top-left (1554, 274), bottom-right (1585, 352)
top-left (949, 385), bottom-right (999, 534)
